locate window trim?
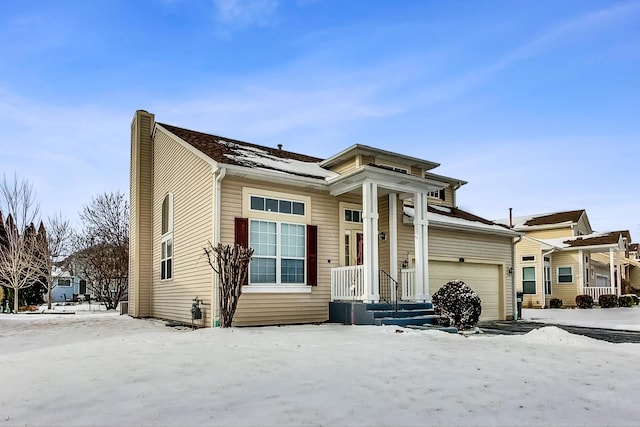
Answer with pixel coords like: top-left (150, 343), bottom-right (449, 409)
top-left (557, 266), bottom-right (573, 284)
top-left (344, 208), bottom-right (363, 223)
top-left (522, 266), bottom-right (536, 294)
top-left (160, 193), bottom-right (174, 281)
top-left (57, 278), bottom-right (72, 287)
top-left (521, 255), bottom-right (536, 262)
top-left (249, 219), bottom-right (306, 286)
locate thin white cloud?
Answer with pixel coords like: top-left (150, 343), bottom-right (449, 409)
top-left (213, 0), bottom-right (279, 28)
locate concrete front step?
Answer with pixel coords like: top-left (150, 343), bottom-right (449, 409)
top-left (374, 314), bottom-right (440, 326)
top-left (370, 309), bottom-right (435, 318)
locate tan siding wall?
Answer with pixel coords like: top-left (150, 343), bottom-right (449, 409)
top-left (514, 238), bottom-right (543, 308)
top-left (129, 111), bottom-right (154, 317)
top-left (576, 215), bottom-right (592, 235)
top-left (526, 228), bottom-right (573, 239)
top-left (629, 266), bottom-right (640, 289)
top-left (150, 129), bottom-right (214, 326)
top-left (220, 177), bottom-right (340, 326)
top-left (331, 159), bottom-right (358, 175)
top-left (409, 166), bottom-right (423, 177)
top-left (550, 251), bottom-right (580, 307)
top-left (378, 196), bottom-right (390, 273)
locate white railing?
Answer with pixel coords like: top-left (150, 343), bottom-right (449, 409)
top-left (401, 268), bottom-right (415, 301)
top-left (331, 265), bottom-right (365, 301)
top-left (582, 287), bottom-right (614, 301)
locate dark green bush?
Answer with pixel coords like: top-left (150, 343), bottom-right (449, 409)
top-left (549, 298), bottom-right (563, 308)
top-left (431, 280), bottom-right (482, 330)
top-left (618, 295), bottom-right (635, 307)
top-left (598, 294), bottom-right (618, 308)
top-left (621, 294), bottom-right (639, 305)
top-left (575, 294), bottom-right (594, 309)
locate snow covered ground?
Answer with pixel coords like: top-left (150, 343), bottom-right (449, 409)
top-left (1, 311), bottom-right (639, 427)
top-left (523, 306), bottom-right (640, 331)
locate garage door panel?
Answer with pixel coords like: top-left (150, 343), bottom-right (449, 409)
top-left (430, 261), bottom-right (500, 321)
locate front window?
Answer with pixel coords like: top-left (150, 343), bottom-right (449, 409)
top-left (161, 194), bottom-right (173, 280)
top-left (250, 196), bottom-right (305, 216)
top-left (58, 279), bottom-right (71, 287)
top-left (557, 267), bottom-right (573, 283)
top-left (344, 209), bottom-right (363, 223)
top-left (250, 220), bottom-right (305, 285)
top-left (522, 267), bottom-right (536, 294)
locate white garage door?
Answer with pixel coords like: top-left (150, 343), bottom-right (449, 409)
top-left (430, 261), bottom-right (501, 321)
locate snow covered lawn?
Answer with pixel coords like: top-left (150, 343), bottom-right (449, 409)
top-left (1, 312), bottom-right (639, 427)
top-left (523, 306), bottom-right (640, 331)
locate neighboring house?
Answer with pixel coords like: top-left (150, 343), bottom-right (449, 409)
top-left (129, 110), bottom-right (520, 327)
top-left (50, 266), bottom-right (92, 303)
top-left (496, 210), bottom-right (627, 307)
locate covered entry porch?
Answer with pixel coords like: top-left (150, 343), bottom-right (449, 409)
top-left (326, 165), bottom-right (448, 305)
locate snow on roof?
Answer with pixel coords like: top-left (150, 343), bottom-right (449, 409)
top-left (535, 231), bottom-right (623, 250)
top-left (495, 210), bottom-right (585, 229)
top-left (223, 143), bottom-right (339, 181)
top-left (404, 205), bottom-right (518, 236)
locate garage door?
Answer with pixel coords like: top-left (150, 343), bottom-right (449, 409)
top-left (430, 261), bottom-right (501, 321)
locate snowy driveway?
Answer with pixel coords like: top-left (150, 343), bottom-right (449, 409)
top-left (1, 312), bottom-right (639, 426)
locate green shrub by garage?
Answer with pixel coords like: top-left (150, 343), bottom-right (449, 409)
top-left (618, 295), bottom-right (635, 307)
top-left (575, 294), bottom-right (594, 309)
top-left (598, 294), bottom-right (618, 308)
top-left (549, 298), bottom-right (563, 309)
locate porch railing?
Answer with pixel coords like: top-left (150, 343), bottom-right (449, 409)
top-left (401, 268), bottom-right (415, 301)
top-left (331, 265), bottom-right (365, 301)
top-left (581, 286), bottom-right (615, 301)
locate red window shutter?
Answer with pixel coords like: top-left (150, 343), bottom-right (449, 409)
top-left (234, 218), bottom-right (248, 248)
top-left (234, 218), bottom-right (249, 286)
top-left (307, 224), bottom-right (318, 286)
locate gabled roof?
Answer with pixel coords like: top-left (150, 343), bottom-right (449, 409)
top-left (495, 209), bottom-right (586, 229)
top-left (562, 231), bottom-right (622, 248)
top-left (158, 123), bottom-right (335, 180)
top-left (320, 144), bottom-right (440, 171)
top-left (404, 204), bottom-right (519, 237)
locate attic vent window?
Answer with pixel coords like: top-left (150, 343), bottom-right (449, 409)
top-left (522, 255), bottom-right (535, 262)
top-left (250, 195), bottom-right (305, 216)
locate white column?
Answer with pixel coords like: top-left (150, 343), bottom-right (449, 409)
top-left (609, 248), bottom-right (616, 295)
top-left (578, 249), bottom-right (584, 295)
top-left (413, 192), bottom-right (429, 301)
top-left (362, 181), bottom-right (380, 302)
top-left (389, 193), bottom-right (398, 301)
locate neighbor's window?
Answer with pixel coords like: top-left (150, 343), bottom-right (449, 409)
top-left (161, 193), bottom-right (173, 280)
top-left (249, 220), bottom-right (305, 284)
top-left (58, 279), bottom-right (71, 287)
top-left (344, 209), bottom-right (363, 223)
top-left (557, 267), bottom-right (573, 283)
top-left (522, 267), bottom-right (536, 294)
top-left (250, 195), bottom-right (305, 216)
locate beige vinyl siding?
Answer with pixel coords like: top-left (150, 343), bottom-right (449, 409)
top-left (220, 177), bottom-right (340, 326)
top-left (378, 196), bottom-right (390, 273)
top-left (409, 166), bottom-right (423, 177)
top-left (526, 227), bottom-right (573, 239)
top-left (129, 111), bottom-right (154, 318)
top-left (550, 251), bottom-right (580, 307)
top-left (514, 237), bottom-right (543, 308)
top-left (629, 265), bottom-right (640, 289)
top-left (575, 214), bottom-right (592, 235)
top-left (331, 158), bottom-right (358, 175)
top-left (150, 128), bottom-right (214, 326)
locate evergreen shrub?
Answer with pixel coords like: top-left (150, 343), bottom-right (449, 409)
top-left (549, 298), bottom-right (563, 309)
top-left (431, 280), bottom-right (482, 330)
top-left (575, 294), bottom-right (594, 309)
top-left (598, 294), bottom-right (618, 308)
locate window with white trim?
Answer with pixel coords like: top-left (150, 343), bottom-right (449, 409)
top-left (427, 191), bottom-right (440, 198)
top-left (161, 193), bottom-right (173, 280)
top-left (557, 266), bottom-right (573, 284)
top-left (250, 195), bottom-right (305, 216)
top-left (249, 220), bottom-right (305, 285)
top-left (344, 209), bottom-right (363, 223)
top-left (522, 267), bottom-right (536, 294)
top-left (522, 255), bottom-right (535, 262)
top-left (57, 279), bottom-right (71, 287)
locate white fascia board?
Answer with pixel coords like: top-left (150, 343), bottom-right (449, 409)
top-left (155, 124), bottom-right (218, 170)
top-left (328, 165), bottom-right (447, 196)
top-left (428, 219), bottom-right (521, 238)
top-left (513, 222), bottom-right (575, 232)
top-left (222, 163), bottom-right (329, 190)
top-left (557, 243), bottom-right (624, 253)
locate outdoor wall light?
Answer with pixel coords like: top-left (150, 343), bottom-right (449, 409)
top-left (379, 231), bottom-right (386, 241)
top-left (508, 267), bottom-right (514, 276)
top-left (402, 259), bottom-right (409, 269)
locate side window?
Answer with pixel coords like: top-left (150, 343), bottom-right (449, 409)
top-left (161, 194), bottom-right (173, 280)
top-left (522, 267), bottom-right (536, 294)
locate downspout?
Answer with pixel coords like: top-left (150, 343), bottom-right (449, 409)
top-left (213, 167), bottom-right (226, 327)
top-left (511, 235), bottom-right (522, 320)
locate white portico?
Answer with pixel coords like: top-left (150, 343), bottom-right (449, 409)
top-left (323, 145), bottom-right (454, 304)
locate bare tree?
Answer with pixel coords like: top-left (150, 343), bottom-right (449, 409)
top-left (203, 242), bottom-right (253, 327)
top-left (0, 174), bottom-right (46, 313)
top-left (72, 192), bottom-right (128, 310)
top-left (43, 213), bottom-right (72, 309)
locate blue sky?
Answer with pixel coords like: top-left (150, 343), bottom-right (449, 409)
top-left (1, 0), bottom-right (639, 238)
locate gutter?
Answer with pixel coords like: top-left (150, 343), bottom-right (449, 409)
top-left (213, 167), bottom-right (226, 327)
